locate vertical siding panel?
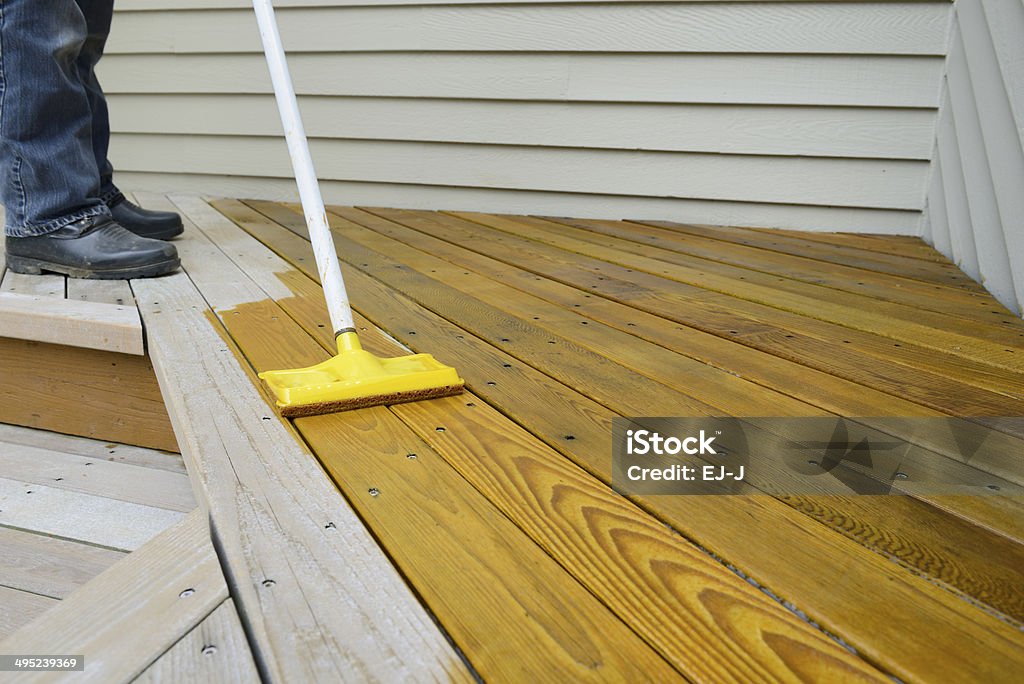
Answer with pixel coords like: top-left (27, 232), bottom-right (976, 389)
top-left (927, 152), bottom-right (953, 256)
top-left (944, 20), bottom-right (1015, 306)
top-left (957, 0), bottom-right (1024, 311)
top-left (936, 85), bottom-right (981, 280)
top-left (979, 0), bottom-right (1024, 152)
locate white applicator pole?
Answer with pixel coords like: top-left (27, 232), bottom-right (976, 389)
top-left (252, 0), bottom-right (356, 340)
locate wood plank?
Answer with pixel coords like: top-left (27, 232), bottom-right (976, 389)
top-left (66, 278), bottom-right (135, 306)
top-left (638, 217), bottom-right (985, 291)
top-left (481, 213), bottom-right (1023, 350)
top-left (0, 271), bottom-right (65, 298)
top-left (199, 197), bottom-right (887, 681)
top-left (538, 215), bottom-right (1012, 328)
top-left (109, 94), bottom-right (939, 160)
top-left (134, 599), bottom-right (259, 684)
top-left (115, 134), bottom-right (930, 211)
top-left (0, 510), bottom-right (226, 683)
top-left (132, 195), bottom-right (472, 683)
top-left (0, 526), bottom-right (125, 599)
top-left (0, 477), bottom-right (185, 552)
top-left (311, 204), bottom-right (1024, 485)
top-left (369, 207), bottom-right (1024, 405)
top-left (0, 337), bottom-right (179, 452)
top-left (0, 586), bottom-right (58, 642)
top-left (0, 424), bottom-right (184, 474)
top-left (253, 200), bottom-right (1020, 468)
top-left (232, 199), bottom-right (1024, 682)
top-left (293, 204), bottom-right (1024, 563)
top-left (740, 224), bottom-right (949, 261)
top-left (0, 441), bottom-right (194, 512)
top-left (164, 192), bottom-right (680, 681)
top-left (100, 53), bottom-right (945, 108)
top-left (0, 293), bottom-right (142, 355)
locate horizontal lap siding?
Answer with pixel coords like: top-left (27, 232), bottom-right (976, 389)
top-left (101, 1), bottom-right (951, 232)
top-left (921, 0), bottom-right (1023, 315)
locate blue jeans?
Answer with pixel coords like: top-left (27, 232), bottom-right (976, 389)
top-left (0, 0), bottom-right (122, 237)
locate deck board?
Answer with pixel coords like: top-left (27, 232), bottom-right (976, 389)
top-left (217, 196), bottom-right (1023, 682)
top-left (0, 510), bottom-right (228, 683)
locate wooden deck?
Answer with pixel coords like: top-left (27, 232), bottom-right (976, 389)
top-left (2, 193), bottom-right (1023, 681)
top-left (0, 425), bottom-right (192, 640)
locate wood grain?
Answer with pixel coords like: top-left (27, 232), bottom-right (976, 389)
top-left (0, 336), bottom-right (179, 452)
top-left (232, 198), bottom-right (1024, 681)
top-left (445, 211), bottom-right (1023, 370)
top-left (135, 599), bottom-right (259, 683)
top-left (0, 441), bottom-right (194, 512)
top-left (318, 204), bottom-right (1024, 487)
top-left (545, 215), bottom-right (1002, 323)
top-left (0, 271), bottom-right (65, 298)
top-left (0, 526), bottom-right (125, 599)
top-left (0, 423), bottom-right (184, 474)
top-left (639, 217), bottom-right (986, 292)
top-left (363, 207), bottom-right (1024, 406)
top-left (0, 586), bottom-right (58, 642)
top-left (172, 193), bottom-right (681, 681)
top-left (0, 477), bottom-right (186, 552)
top-left (66, 279), bottom-right (135, 306)
top-left (205, 197), bottom-right (885, 681)
top-left (0, 293), bottom-right (143, 355)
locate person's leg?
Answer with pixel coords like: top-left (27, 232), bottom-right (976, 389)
top-left (74, 0), bottom-right (183, 240)
top-left (0, 0), bottom-right (108, 236)
top-left (73, 0), bottom-right (118, 206)
top-left (0, 0), bottom-right (179, 277)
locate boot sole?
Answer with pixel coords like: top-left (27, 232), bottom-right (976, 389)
top-left (6, 254), bottom-right (181, 280)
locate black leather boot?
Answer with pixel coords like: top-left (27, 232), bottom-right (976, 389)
top-left (5, 215), bottom-right (180, 279)
top-left (108, 196), bottom-right (183, 240)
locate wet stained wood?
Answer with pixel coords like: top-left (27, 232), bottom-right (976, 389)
top-left (0, 337), bottom-right (178, 452)
top-left (205, 199), bottom-right (886, 682)
top-left (225, 198), bottom-right (1024, 681)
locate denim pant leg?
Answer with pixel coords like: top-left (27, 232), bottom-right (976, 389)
top-left (74, 0), bottom-right (120, 206)
top-left (0, 0), bottom-right (109, 237)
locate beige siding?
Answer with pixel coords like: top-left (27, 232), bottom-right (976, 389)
top-left (101, 1), bottom-right (952, 233)
top-left (921, 0), bottom-right (1024, 315)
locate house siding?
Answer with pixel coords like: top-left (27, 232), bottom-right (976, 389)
top-left (102, 1), bottom-right (952, 234)
top-left (921, 0), bottom-right (1024, 315)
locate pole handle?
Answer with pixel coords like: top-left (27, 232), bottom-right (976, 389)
top-left (252, 0), bottom-right (354, 336)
